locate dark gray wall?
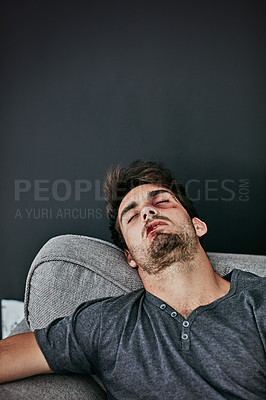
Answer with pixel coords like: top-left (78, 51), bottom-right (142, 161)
top-left (1, 1), bottom-right (265, 301)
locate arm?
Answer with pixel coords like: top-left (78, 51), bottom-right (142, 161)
top-left (0, 332), bottom-right (53, 384)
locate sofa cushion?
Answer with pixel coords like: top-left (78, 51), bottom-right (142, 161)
top-left (25, 235), bottom-right (143, 330)
top-left (207, 251), bottom-right (266, 276)
top-left (25, 234), bottom-right (266, 330)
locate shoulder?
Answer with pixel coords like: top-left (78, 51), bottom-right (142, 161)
top-left (99, 288), bottom-right (146, 314)
top-left (232, 269), bottom-right (266, 308)
top-left (72, 289), bottom-right (146, 342)
top-left (73, 288), bottom-right (146, 319)
top-left (36, 289), bottom-right (146, 346)
top-left (235, 269), bottom-right (266, 289)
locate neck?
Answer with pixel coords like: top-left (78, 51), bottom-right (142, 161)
top-left (138, 247), bottom-right (230, 318)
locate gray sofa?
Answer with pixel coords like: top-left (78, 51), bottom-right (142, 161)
top-left (1, 234), bottom-right (265, 399)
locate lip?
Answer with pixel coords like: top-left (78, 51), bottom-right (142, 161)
top-left (145, 220), bottom-right (168, 238)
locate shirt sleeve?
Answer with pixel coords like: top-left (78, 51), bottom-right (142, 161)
top-left (34, 299), bottom-right (103, 375)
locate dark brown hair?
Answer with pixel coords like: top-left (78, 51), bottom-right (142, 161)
top-left (103, 160), bottom-right (199, 250)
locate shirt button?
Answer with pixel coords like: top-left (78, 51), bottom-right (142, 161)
top-left (183, 321), bottom-right (189, 327)
top-left (160, 304), bottom-right (166, 310)
top-left (171, 311), bottom-right (177, 317)
top-left (181, 334), bottom-right (189, 340)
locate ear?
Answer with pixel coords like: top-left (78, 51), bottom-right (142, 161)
top-left (192, 217), bottom-right (207, 237)
top-left (124, 249), bottom-right (138, 268)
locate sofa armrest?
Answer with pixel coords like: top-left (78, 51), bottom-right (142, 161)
top-left (0, 373), bottom-right (107, 400)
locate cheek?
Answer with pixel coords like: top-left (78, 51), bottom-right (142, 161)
top-left (167, 208), bottom-right (188, 222)
top-left (164, 205), bottom-right (178, 215)
top-left (121, 225), bottom-right (134, 242)
top-left (123, 226), bottom-right (142, 248)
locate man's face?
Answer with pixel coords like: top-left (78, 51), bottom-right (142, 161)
top-left (118, 184), bottom-right (206, 275)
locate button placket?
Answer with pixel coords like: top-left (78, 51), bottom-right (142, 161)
top-left (158, 302), bottom-right (191, 350)
top-left (181, 320), bottom-right (190, 350)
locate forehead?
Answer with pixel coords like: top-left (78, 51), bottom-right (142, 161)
top-left (118, 184), bottom-right (173, 215)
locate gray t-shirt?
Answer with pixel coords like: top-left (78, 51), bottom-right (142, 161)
top-left (35, 269), bottom-right (266, 400)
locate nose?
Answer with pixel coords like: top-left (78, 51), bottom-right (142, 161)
top-left (141, 206), bottom-right (159, 221)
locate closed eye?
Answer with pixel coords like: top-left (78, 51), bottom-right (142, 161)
top-left (128, 214), bottom-right (137, 223)
top-left (155, 200), bottom-right (169, 205)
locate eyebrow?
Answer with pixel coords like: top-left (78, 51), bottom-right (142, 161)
top-left (120, 189), bottom-right (171, 223)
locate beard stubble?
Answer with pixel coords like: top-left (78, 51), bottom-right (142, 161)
top-left (129, 223), bottom-right (199, 275)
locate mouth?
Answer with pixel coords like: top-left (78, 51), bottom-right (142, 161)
top-left (146, 220), bottom-right (168, 238)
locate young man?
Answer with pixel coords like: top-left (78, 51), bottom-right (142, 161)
top-left (0, 161), bottom-right (265, 399)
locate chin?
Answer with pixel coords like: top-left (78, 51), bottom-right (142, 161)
top-left (151, 233), bottom-right (179, 252)
top-left (150, 232), bottom-right (198, 263)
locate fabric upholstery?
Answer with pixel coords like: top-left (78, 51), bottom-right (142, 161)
top-left (9, 318), bottom-right (30, 336)
top-left (0, 373), bottom-right (106, 400)
top-left (1, 234), bottom-right (265, 400)
top-left (25, 235), bottom-right (142, 330)
top-left (24, 235), bottom-right (266, 330)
